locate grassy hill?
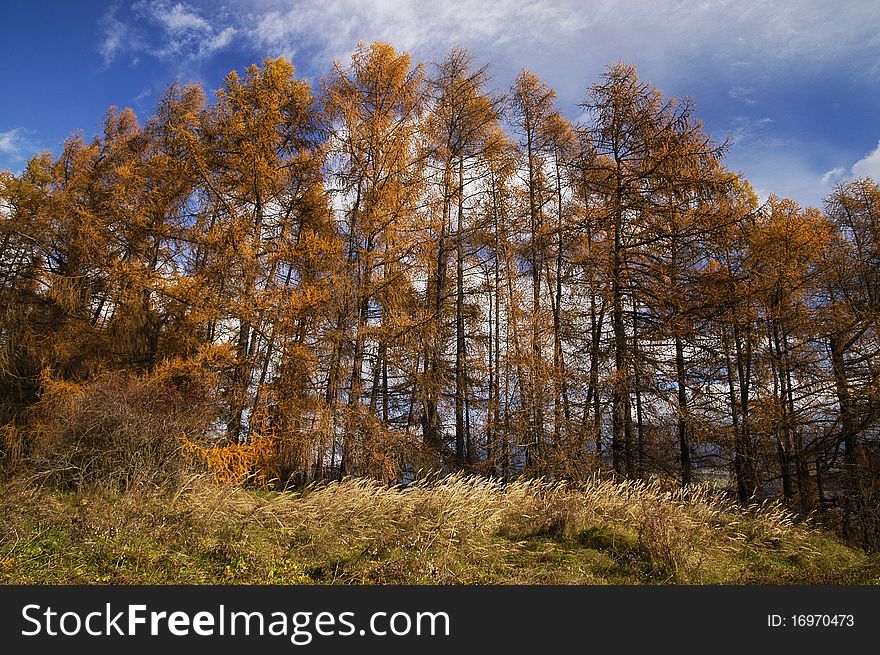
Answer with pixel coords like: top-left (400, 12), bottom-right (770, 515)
top-left (1, 473), bottom-right (877, 585)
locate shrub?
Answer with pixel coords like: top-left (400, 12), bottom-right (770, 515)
top-left (27, 361), bottom-right (220, 490)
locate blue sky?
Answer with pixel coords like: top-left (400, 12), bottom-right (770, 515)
top-left (2, 0), bottom-right (879, 208)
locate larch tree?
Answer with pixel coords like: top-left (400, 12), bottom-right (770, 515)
top-left (640, 125), bottom-right (727, 485)
top-left (424, 47), bottom-right (504, 467)
top-left (511, 69), bottom-right (557, 473)
top-left (580, 63), bottom-right (721, 477)
top-left (195, 57), bottom-right (324, 444)
top-left (323, 42), bottom-right (428, 477)
top-left (701, 177), bottom-right (762, 503)
top-left (822, 178), bottom-right (880, 546)
top-left (541, 112), bottom-right (578, 468)
top-left (747, 196), bottom-right (831, 511)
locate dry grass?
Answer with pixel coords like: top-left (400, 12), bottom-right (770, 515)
top-left (1, 472), bottom-right (874, 585)
top-left (174, 473), bottom-right (849, 584)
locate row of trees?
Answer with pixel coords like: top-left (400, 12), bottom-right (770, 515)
top-left (1, 43), bottom-right (877, 546)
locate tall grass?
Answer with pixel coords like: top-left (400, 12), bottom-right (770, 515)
top-left (3, 471), bottom-right (869, 585)
top-left (180, 472), bottom-right (819, 583)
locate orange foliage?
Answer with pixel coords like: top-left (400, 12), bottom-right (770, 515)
top-left (180, 432), bottom-right (282, 486)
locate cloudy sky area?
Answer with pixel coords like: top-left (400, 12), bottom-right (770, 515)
top-left (2, 0), bottom-right (879, 207)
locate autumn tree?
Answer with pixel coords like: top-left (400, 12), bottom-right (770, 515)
top-left (323, 42), bottom-right (428, 477)
top-left (701, 177), bottom-right (763, 503)
top-left (640, 131), bottom-right (727, 484)
top-left (580, 63), bottom-right (723, 478)
top-left (748, 196), bottom-right (831, 511)
top-left (184, 58), bottom-right (326, 445)
top-left (510, 69), bottom-right (557, 472)
top-left (422, 47), bottom-right (504, 467)
top-left (0, 158), bottom-right (54, 432)
top-left (473, 131), bottom-right (521, 476)
top-left (822, 178), bottom-right (880, 546)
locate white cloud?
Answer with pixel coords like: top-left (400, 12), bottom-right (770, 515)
top-left (820, 166), bottom-right (846, 186)
top-left (728, 150), bottom-right (833, 209)
top-left (99, 8), bottom-right (129, 66)
top-left (0, 128), bottom-right (36, 160)
top-left (143, 1), bottom-right (236, 61)
top-left (201, 26), bottom-right (235, 59)
top-left (726, 116), bottom-right (775, 147)
top-left (766, 140), bottom-right (880, 208)
top-left (813, 141), bottom-right (880, 201)
top-left (724, 135), bottom-right (880, 210)
top-left (728, 86), bottom-right (756, 105)
top-left (90, 0), bottom-right (880, 211)
top-left (851, 141), bottom-right (880, 180)
top-left (159, 2), bottom-right (211, 33)
top-left (96, 1), bottom-right (880, 99)
top-left (0, 128), bottom-right (43, 172)
top-left (101, 1), bottom-right (235, 67)
top-left (216, 0), bottom-right (880, 115)
top-left (0, 129), bottom-right (23, 156)
top-left (246, 0), bottom-right (594, 72)
top-left (235, 0), bottom-right (880, 74)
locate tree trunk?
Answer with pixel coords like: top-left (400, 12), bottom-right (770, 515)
top-left (675, 336), bottom-right (692, 486)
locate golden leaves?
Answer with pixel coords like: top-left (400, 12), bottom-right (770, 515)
top-left (181, 432), bottom-right (281, 486)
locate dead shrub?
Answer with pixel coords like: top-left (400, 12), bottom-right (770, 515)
top-left (27, 362), bottom-right (220, 491)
